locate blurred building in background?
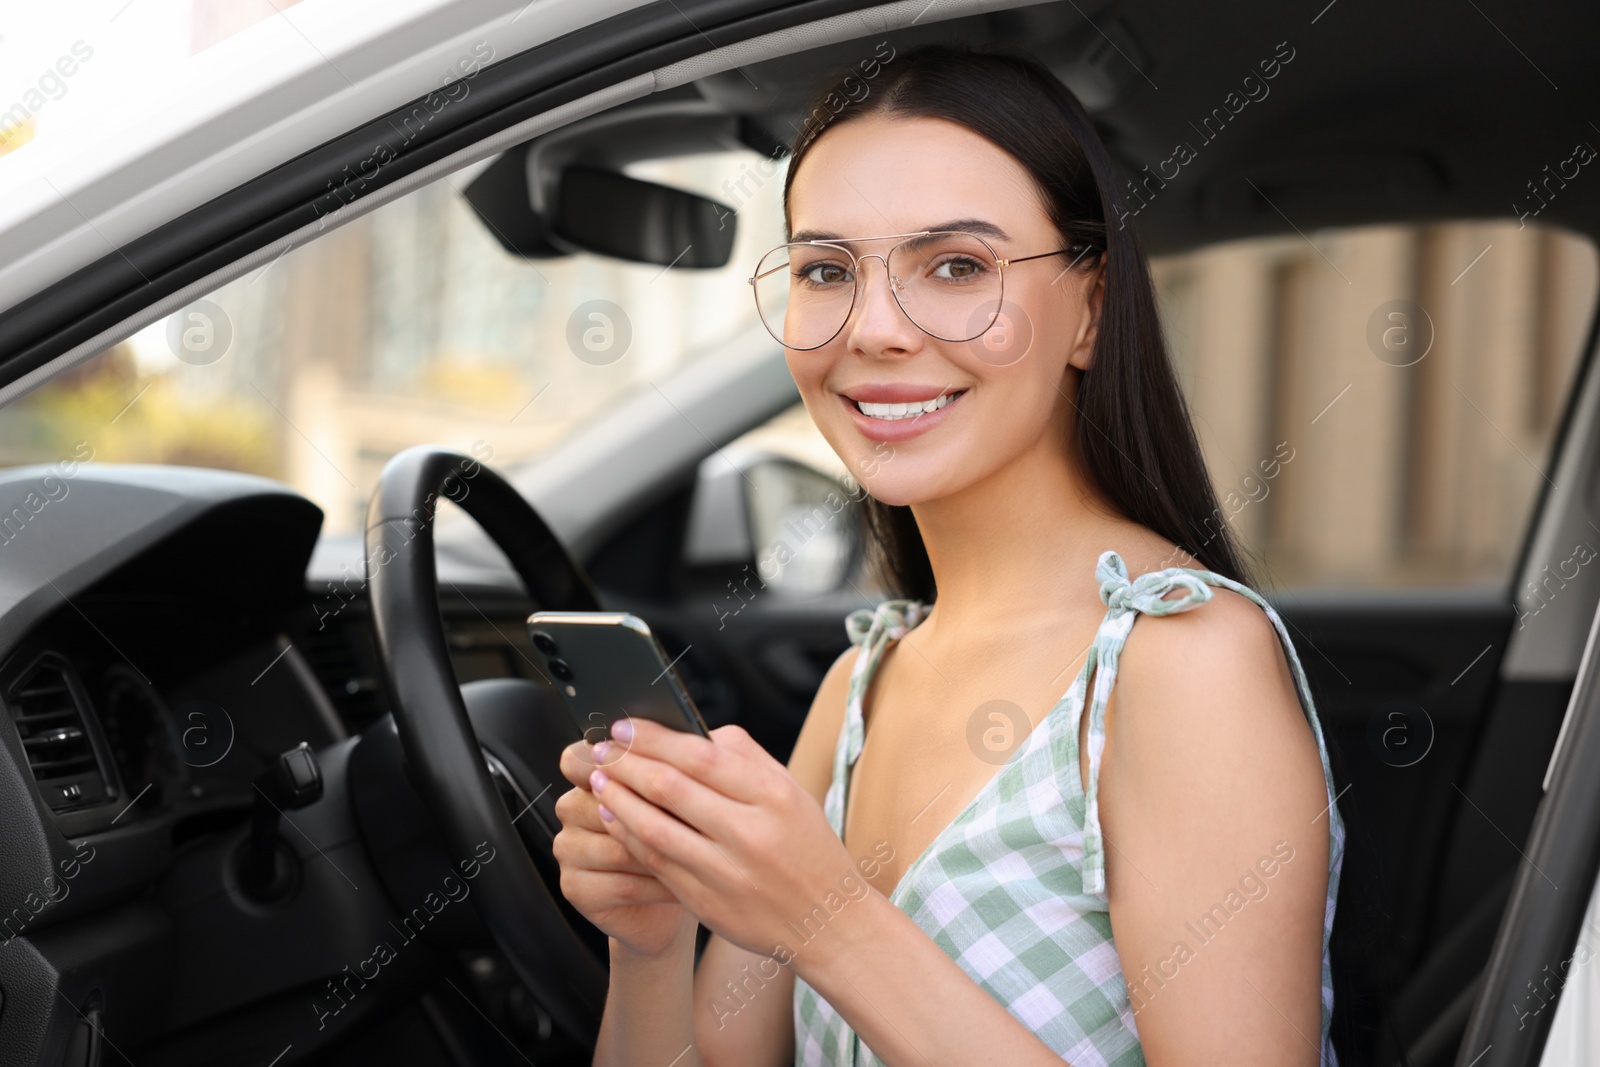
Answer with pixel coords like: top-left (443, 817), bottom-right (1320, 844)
top-left (1153, 223), bottom-right (1595, 588)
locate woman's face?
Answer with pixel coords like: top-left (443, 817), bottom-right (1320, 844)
top-left (782, 114), bottom-right (1103, 507)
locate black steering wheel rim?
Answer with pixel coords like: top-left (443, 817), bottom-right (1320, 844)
top-left (364, 444), bottom-right (607, 1044)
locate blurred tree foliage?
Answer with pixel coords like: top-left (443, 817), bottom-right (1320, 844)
top-left (0, 344), bottom-right (277, 475)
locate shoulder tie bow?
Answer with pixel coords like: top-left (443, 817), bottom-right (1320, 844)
top-left (1096, 549), bottom-right (1213, 618)
top-left (845, 598), bottom-right (928, 647)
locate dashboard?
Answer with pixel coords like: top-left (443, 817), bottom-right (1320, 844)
top-left (0, 463), bottom-right (556, 1064)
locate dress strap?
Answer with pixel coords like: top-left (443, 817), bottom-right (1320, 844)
top-left (1078, 550), bottom-right (1216, 896)
top-left (826, 599), bottom-right (929, 838)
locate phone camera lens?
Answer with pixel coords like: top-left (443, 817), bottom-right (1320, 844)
top-left (531, 631), bottom-right (559, 655)
top-left (547, 658), bottom-right (574, 681)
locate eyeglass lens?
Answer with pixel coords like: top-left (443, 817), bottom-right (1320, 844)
top-left (752, 231), bottom-right (1005, 349)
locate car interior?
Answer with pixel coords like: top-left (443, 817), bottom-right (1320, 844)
top-left (1, 1), bottom-right (1599, 1065)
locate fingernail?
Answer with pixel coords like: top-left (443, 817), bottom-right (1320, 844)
top-left (612, 718), bottom-right (635, 743)
top-left (599, 804), bottom-right (614, 822)
top-left (590, 769), bottom-right (608, 793)
top-left (593, 741), bottom-right (612, 761)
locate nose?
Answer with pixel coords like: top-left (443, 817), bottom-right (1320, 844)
top-left (843, 253), bottom-right (918, 352)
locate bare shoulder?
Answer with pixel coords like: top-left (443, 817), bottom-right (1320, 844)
top-left (1106, 585), bottom-right (1326, 820)
top-left (1117, 585), bottom-right (1298, 728)
top-left (786, 643), bottom-right (858, 806)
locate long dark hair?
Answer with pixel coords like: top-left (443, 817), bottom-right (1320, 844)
top-left (782, 44), bottom-right (1254, 599)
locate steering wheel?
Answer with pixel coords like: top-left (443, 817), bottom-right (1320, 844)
top-left (364, 445), bottom-right (608, 1044)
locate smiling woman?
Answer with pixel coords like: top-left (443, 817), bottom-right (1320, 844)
top-left (551, 43), bottom-right (1345, 1067)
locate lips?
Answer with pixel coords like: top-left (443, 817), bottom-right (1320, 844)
top-left (838, 385), bottom-right (968, 442)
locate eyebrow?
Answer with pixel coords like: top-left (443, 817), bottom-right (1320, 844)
top-left (787, 219), bottom-right (1013, 245)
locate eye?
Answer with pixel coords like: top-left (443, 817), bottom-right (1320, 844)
top-left (931, 255), bottom-right (989, 282)
top-left (796, 261), bottom-right (853, 287)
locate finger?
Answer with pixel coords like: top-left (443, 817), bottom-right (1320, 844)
top-left (559, 865), bottom-right (680, 909)
top-left (607, 717), bottom-right (767, 804)
top-left (553, 821), bottom-right (658, 877)
top-left (708, 723), bottom-right (770, 762)
top-left (598, 747), bottom-right (749, 841)
top-left (593, 769), bottom-right (744, 893)
top-left (555, 784), bottom-right (618, 835)
top-left (559, 739), bottom-right (602, 789)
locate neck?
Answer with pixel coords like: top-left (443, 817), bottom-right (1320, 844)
top-left (908, 412), bottom-right (1126, 632)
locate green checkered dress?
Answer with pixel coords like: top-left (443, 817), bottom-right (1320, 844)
top-left (792, 549), bottom-right (1346, 1066)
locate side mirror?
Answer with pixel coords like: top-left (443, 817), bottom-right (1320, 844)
top-left (684, 447), bottom-right (863, 597)
top-left (462, 149), bottom-right (737, 268)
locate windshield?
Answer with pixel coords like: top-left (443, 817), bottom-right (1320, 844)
top-left (0, 148), bottom-right (788, 535)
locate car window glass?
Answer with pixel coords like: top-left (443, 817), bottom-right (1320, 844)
top-left (0, 148), bottom-right (788, 535)
top-left (1155, 220), bottom-right (1595, 590)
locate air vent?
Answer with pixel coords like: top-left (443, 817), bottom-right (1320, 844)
top-left (301, 620), bottom-right (385, 734)
top-left (8, 656), bottom-right (112, 812)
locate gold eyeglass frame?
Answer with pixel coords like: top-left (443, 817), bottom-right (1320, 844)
top-left (747, 229), bottom-right (1098, 351)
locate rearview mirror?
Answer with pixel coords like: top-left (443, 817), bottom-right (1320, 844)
top-left (462, 149), bottom-right (738, 268)
top-left (550, 167), bottom-right (736, 268)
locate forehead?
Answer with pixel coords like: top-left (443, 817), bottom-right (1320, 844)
top-left (787, 114), bottom-right (1049, 242)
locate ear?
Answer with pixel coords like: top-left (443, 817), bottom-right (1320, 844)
top-left (1065, 264), bottom-right (1105, 372)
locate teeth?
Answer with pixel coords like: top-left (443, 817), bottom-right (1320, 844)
top-left (856, 391), bottom-right (963, 420)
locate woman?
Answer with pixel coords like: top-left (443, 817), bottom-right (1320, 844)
top-left (551, 44), bottom-right (1345, 1066)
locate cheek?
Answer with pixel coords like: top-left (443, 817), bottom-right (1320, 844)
top-left (953, 293), bottom-right (1075, 414)
top-left (784, 352), bottom-right (860, 452)
top-left (785, 353), bottom-right (833, 420)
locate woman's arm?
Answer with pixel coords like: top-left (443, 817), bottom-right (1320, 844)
top-left (1097, 588), bottom-right (1332, 1066)
top-left (554, 741), bottom-right (701, 1067)
top-left (686, 645), bottom-right (854, 1065)
top-left (591, 644), bottom-right (857, 1067)
top-left (595, 928), bottom-right (700, 1067)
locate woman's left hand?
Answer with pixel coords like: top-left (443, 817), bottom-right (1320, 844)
top-left (587, 717), bottom-right (870, 961)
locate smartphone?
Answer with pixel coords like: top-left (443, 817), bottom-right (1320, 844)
top-left (526, 612), bottom-right (710, 743)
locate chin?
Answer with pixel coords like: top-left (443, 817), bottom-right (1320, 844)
top-left (853, 461), bottom-right (965, 509)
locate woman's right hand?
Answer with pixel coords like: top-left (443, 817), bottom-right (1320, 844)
top-left (553, 739), bottom-right (697, 960)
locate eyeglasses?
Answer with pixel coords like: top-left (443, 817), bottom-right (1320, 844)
top-left (748, 229), bottom-right (1096, 351)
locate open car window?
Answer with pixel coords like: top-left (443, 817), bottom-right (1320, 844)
top-left (0, 148), bottom-right (788, 535)
top-left (1155, 219), bottom-right (1597, 591)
